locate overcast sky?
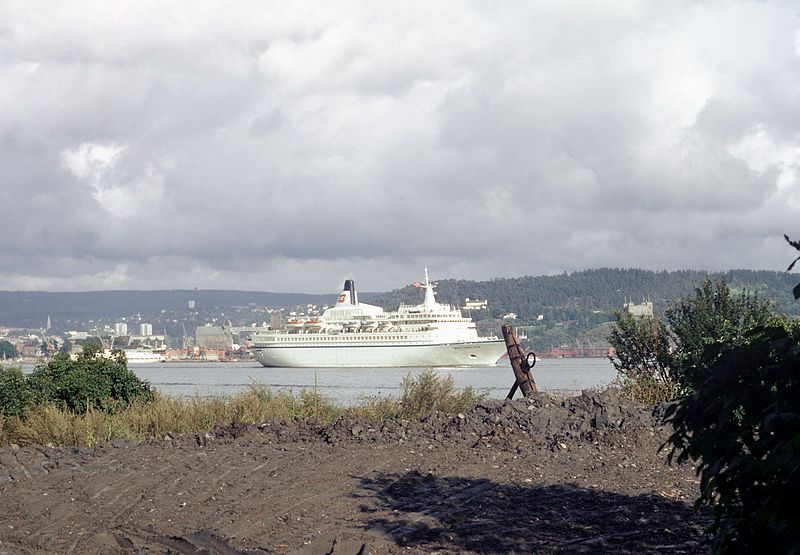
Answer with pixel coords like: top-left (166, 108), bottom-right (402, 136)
top-left (2, 1), bottom-right (799, 293)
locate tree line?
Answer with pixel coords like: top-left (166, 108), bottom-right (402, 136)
top-left (373, 268), bottom-right (800, 322)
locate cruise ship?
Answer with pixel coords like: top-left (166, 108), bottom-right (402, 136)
top-left (250, 270), bottom-right (506, 368)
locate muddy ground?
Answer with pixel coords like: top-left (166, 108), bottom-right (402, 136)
top-left (0, 390), bottom-right (711, 554)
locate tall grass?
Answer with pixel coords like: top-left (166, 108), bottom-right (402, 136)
top-left (0, 370), bottom-right (484, 447)
top-left (353, 369), bottom-right (486, 420)
top-left (615, 373), bottom-right (685, 404)
top-left (398, 369), bottom-right (484, 417)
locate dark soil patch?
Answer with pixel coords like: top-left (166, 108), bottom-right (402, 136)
top-left (0, 390), bottom-right (710, 554)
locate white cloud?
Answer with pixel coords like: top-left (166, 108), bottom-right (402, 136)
top-left (60, 142), bottom-right (167, 218)
top-left (728, 125), bottom-right (800, 209)
top-left (1, 1), bottom-right (799, 291)
top-left (61, 142), bottom-right (127, 180)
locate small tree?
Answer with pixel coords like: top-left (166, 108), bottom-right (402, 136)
top-left (607, 310), bottom-right (678, 402)
top-left (608, 277), bottom-right (772, 400)
top-left (26, 344), bottom-right (153, 413)
top-left (0, 366), bottom-right (32, 417)
top-left (665, 278), bottom-right (772, 390)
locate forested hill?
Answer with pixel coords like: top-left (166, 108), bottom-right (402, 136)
top-left (1, 269), bottom-right (796, 339)
top-left (372, 268), bottom-right (800, 324)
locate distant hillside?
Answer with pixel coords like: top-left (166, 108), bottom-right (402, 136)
top-left (374, 268), bottom-right (800, 320)
top-left (2, 269), bottom-right (797, 347)
top-left (372, 268), bottom-right (800, 350)
top-left (0, 290), bottom-right (355, 329)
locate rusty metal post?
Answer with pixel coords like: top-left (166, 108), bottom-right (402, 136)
top-left (502, 324), bottom-right (537, 399)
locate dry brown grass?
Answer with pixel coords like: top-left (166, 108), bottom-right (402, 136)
top-left (0, 371), bottom-right (486, 447)
top-left (1, 385), bottom-right (343, 447)
top-left (352, 369), bottom-right (486, 420)
top-left (397, 369), bottom-right (485, 417)
top-left (615, 373), bottom-right (685, 404)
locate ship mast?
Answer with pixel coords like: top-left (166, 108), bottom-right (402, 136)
top-left (422, 267), bottom-right (438, 308)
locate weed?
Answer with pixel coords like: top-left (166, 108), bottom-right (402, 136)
top-left (615, 373), bottom-right (685, 404)
top-left (398, 369), bottom-right (485, 418)
top-left (0, 371), bottom-right (485, 447)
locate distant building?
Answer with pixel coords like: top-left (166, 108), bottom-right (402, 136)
top-left (195, 323), bottom-right (232, 351)
top-left (463, 298), bottom-right (488, 310)
top-left (20, 344), bottom-right (44, 357)
top-left (188, 300), bottom-right (196, 310)
top-left (114, 322), bottom-right (128, 336)
top-left (270, 311), bottom-right (283, 330)
top-left (140, 323), bottom-right (153, 336)
top-left (624, 299), bottom-right (654, 318)
top-left (130, 333), bottom-right (166, 349)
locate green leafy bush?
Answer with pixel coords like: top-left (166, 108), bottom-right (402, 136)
top-left (608, 278), bottom-right (772, 401)
top-left (26, 345), bottom-right (154, 413)
top-left (0, 366), bottom-right (32, 417)
top-left (665, 320), bottom-right (800, 553)
top-left (665, 278), bottom-right (771, 390)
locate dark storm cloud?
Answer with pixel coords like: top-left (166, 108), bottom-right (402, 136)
top-left (1, 1), bottom-right (798, 292)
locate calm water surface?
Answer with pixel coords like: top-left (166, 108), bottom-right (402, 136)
top-left (123, 358), bottom-right (616, 405)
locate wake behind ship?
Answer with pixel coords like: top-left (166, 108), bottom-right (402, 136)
top-left (250, 270), bottom-right (506, 368)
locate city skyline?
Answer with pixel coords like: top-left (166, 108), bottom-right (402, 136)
top-left (2, 2), bottom-right (799, 293)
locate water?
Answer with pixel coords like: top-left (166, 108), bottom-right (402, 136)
top-left (120, 358), bottom-right (617, 405)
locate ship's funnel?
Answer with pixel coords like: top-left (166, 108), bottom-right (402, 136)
top-left (337, 279), bottom-right (358, 305)
top-left (345, 279), bottom-right (358, 305)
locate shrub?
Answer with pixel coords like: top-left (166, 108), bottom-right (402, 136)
top-left (665, 278), bottom-right (772, 390)
top-left (352, 394), bottom-right (402, 421)
top-left (607, 310), bottom-right (676, 403)
top-left (25, 346), bottom-right (154, 413)
top-left (608, 278), bottom-right (773, 401)
top-left (0, 366), bottom-right (32, 417)
top-left (614, 372), bottom-right (683, 404)
top-left (3, 404), bottom-right (86, 446)
top-left (665, 321), bottom-right (800, 553)
top-left (398, 369), bottom-right (485, 418)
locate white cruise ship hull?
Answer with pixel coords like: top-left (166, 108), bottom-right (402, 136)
top-left (125, 353), bottom-right (166, 364)
top-left (104, 349), bottom-right (165, 364)
top-left (252, 340), bottom-right (506, 368)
